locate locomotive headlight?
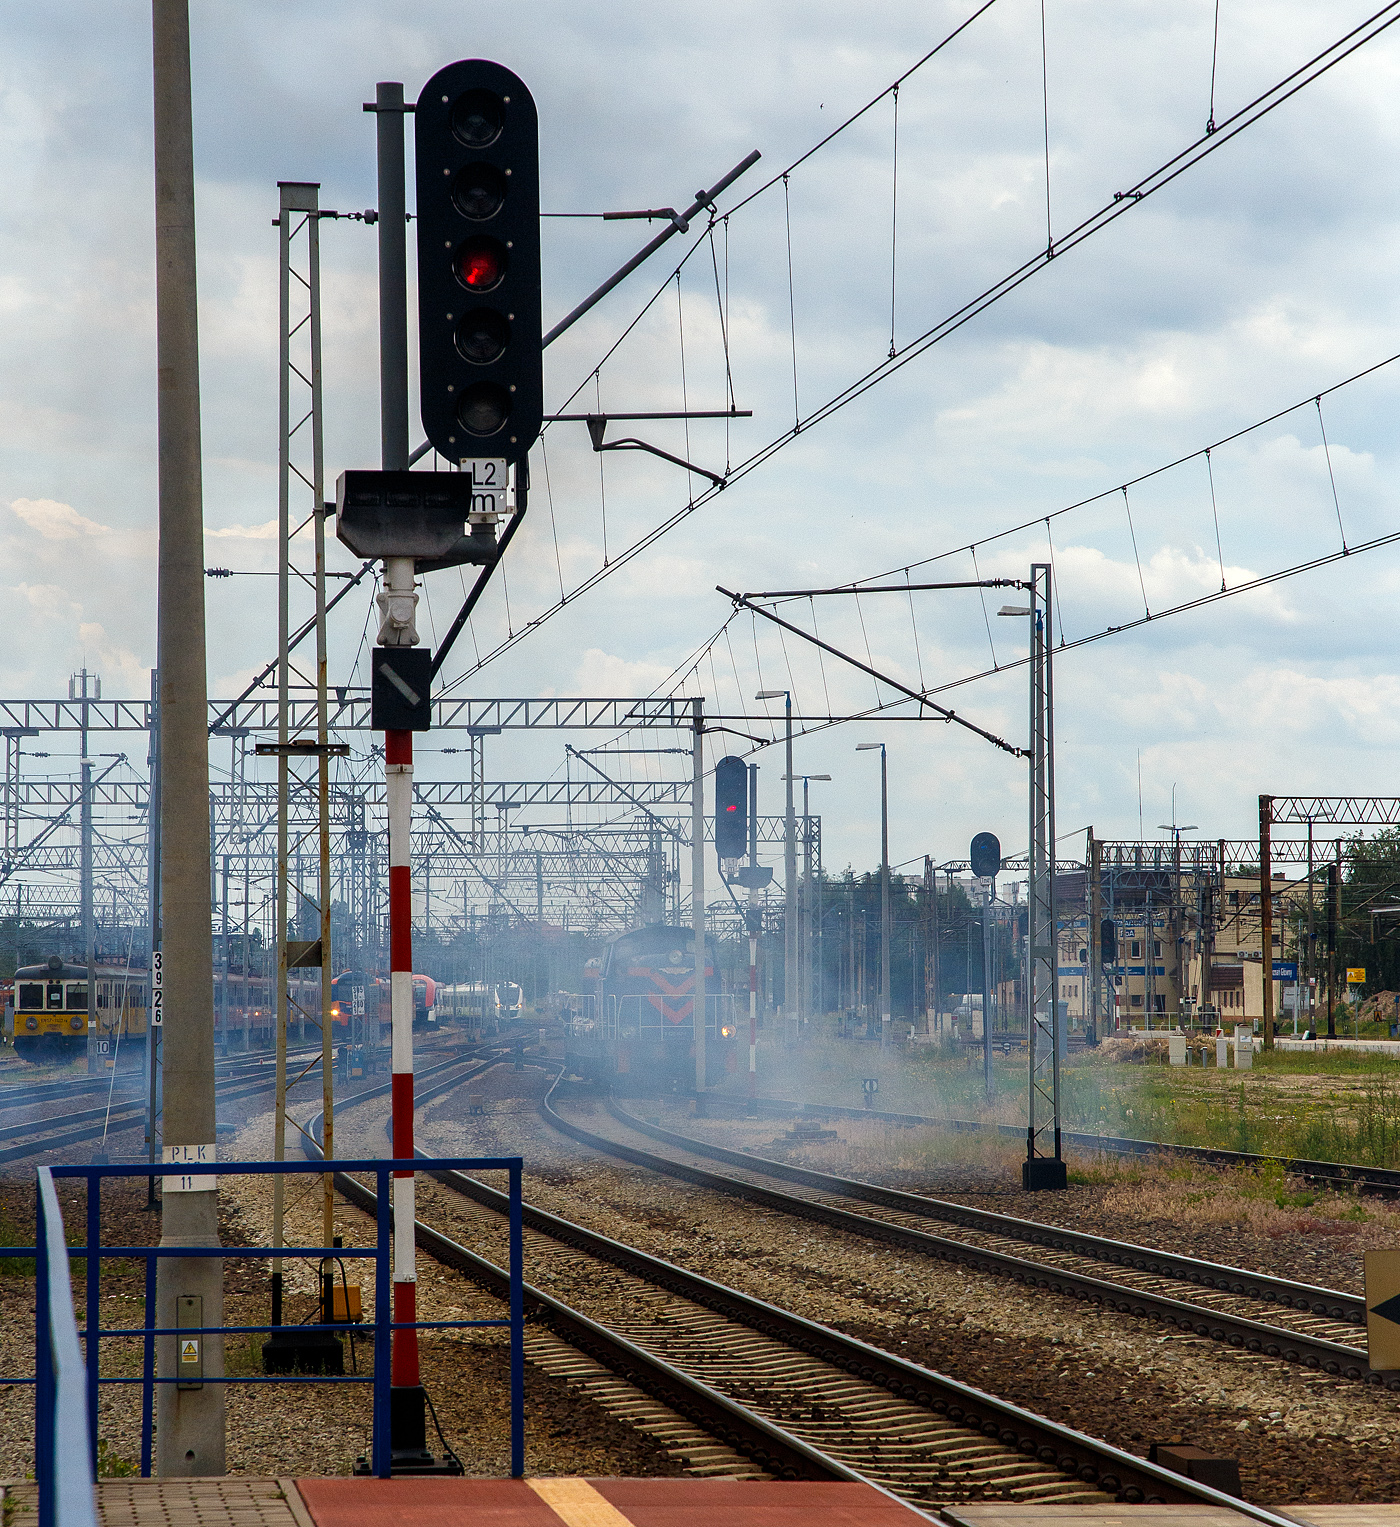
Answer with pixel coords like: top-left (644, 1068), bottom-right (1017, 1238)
top-left (720, 1025), bottom-right (734, 1038)
top-left (70, 1016), bottom-right (84, 1032)
top-left (25, 1016), bottom-right (38, 1031)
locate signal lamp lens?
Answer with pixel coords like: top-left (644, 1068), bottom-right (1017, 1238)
top-left (451, 88), bottom-right (505, 148)
top-left (452, 164), bottom-right (508, 221)
top-left (455, 308), bottom-right (510, 364)
top-left (456, 237), bottom-right (508, 291)
top-left (458, 381), bottom-right (511, 436)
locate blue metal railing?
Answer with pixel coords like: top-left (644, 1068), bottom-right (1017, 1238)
top-left (34, 1165), bottom-right (100, 1527)
top-left (11, 1155), bottom-right (525, 1520)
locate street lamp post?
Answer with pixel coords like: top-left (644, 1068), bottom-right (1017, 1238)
top-left (856, 744), bottom-right (890, 1047)
top-left (757, 691), bottom-right (798, 1029)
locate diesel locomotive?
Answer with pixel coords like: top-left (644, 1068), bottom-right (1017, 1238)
top-left (564, 923), bottom-right (738, 1094)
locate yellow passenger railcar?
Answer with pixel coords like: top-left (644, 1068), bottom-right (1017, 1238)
top-left (8, 955), bottom-right (148, 1061)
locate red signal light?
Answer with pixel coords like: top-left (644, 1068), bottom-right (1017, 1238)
top-left (457, 237), bottom-right (507, 291)
top-left (725, 804), bottom-right (737, 812)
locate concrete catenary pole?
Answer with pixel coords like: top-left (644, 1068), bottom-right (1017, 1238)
top-left (146, 667), bottom-right (162, 1207)
top-left (1088, 828), bottom-right (1102, 1043)
top-left (151, 0), bottom-right (224, 1474)
top-left (879, 746), bottom-right (891, 1047)
top-left (79, 671), bottom-right (96, 1075)
top-left (784, 696), bottom-right (796, 1027)
top-left (1259, 794), bottom-right (1274, 1049)
top-left (692, 699), bottom-right (707, 1100)
top-left (747, 763), bottom-right (759, 1113)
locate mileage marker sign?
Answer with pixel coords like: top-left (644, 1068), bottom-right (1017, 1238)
top-left (162, 1142), bottom-right (217, 1194)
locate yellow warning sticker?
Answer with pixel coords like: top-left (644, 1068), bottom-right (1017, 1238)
top-left (180, 1339), bottom-right (200, 1364)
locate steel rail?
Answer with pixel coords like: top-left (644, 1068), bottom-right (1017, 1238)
top-left (535, 1087), bottom-right (1377, 1388)
top-left (604, 1099), bottom-right (1366, 1325)
top-left (392, 1070), bottom-right (1307, 1521)
top-left (0, 1045), bottom-right (325, 1115)
top-left (303, 1066), bottom-right (853, 1489)
top-left (0, 1033), bottom-right (507, 1167)
top-left (739, 1092), bottom-right (1400, 1197)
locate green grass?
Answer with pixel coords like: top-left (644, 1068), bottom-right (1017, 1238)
top-left (719, 1017), bottom-right (1400, 1172)
top-left (96, 1441), bottom-right (139, 1478)
top-left (0, 1208), bottom-right (35, 1276)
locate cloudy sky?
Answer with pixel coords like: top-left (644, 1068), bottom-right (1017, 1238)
top-left (3, 0), bottom-right (1399, 879)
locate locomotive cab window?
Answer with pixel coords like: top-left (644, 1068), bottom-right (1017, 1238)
top-left (67, 985), bottom-right (89, 1009)
top-left (19, 984), bottom-right (43, 1009)
top-left (47, 982), bottom-right (64, 1009)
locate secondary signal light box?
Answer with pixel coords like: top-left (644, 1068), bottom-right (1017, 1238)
top-left (416, 59), bottom-right (542, 466)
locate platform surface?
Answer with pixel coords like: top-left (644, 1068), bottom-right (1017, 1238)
top-left (7, 1478), bottom-right (1400, 1527)
top-left (296, 1477), bottom-right (923, 1527)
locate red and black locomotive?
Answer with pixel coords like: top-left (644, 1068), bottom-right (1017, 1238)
top-left (564, 923), bottom-right (738, 1094)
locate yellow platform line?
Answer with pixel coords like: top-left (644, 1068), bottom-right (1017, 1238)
top-left (527, 1478), bottom-right (637, 1527)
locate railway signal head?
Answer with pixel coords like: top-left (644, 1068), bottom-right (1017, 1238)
top-left (969, 831), bottom-right (1001, 880)
top-left (714, 755), bottom-right (748, 864)
top-left (1101, 917), bottom-right (1117, 965)
top-left (416, 60), bottom-right (542, 465)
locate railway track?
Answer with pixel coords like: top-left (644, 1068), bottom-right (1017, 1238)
top-left (305, 1069), bottom-right (1299, 1524)
top-left (0, 1043), bottom-right (324, 1118)
top-left (0, 1032), bottom-right (510, 1167)
top-left (538, 1084), bottom-right (1386, 1389)
top-left (740, 1090), bottom-right (1400, 1196)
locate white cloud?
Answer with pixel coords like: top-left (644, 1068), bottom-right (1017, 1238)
top-left (206, 518), bottom-right (278, 540)
top-left (9, 497), bottom-right (109, 538)
top-left (5, 2), bottom-right (1400, 870)
top-left (76, 621), bottom-right (148, 693)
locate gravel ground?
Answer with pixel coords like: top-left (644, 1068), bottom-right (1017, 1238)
top-left (409, 1065), bottom-right (1400, 1505)
top-left (668, 1107), bottom-right (1400, 1295)
top-left (0, 1064), bottom-right (685, 1483)
top-left (8, 1048), bottom-right (1399, 1499)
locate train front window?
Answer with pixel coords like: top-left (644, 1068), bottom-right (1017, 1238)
top-left (47, 982), bottom-right (64, 1009)
top-left (19, 984), bottom-right (43, 1009)
top-left (67, 985), bottom-right (89, 1009)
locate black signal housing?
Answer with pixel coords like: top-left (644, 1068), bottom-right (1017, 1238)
top-left (714, 755), bottom-right (748, 861)
top-left (416, 60), bottom-right (542, 465)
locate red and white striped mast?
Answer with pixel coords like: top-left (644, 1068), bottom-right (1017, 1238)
top-left (380, 557), bottom-right (420, 1397)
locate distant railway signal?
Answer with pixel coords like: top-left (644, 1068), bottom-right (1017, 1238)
top-left (715, 755), bottom-right (748, 861)
top-left (415, 59), bottom-right (542, 465)
top-left (970, 831), bottom-right (1000, 879)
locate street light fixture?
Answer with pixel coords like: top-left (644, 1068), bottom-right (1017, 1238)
top-left (756, 691), bottom-right (798, 1027)
top-left (856, 743), bottom-right (891, 1047)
